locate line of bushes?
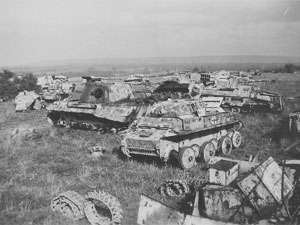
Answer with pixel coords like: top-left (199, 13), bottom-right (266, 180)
top-left (0, 70), bottom-right (40, 100)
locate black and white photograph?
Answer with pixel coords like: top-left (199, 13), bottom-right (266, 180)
top-left (0, 0), bottom-right (300, 224)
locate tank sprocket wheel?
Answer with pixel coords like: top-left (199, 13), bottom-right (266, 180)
top-left (158, 180), bottom-right (190, 197)
top-left (178, 147), bottom-right (196, 170)
top-left (219, 135), bottom-right (233, 155)
top-left (84, 190), bottom-right (123, 225)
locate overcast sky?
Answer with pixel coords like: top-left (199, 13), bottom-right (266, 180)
top-left (0, 0), bottom-right (300, 66)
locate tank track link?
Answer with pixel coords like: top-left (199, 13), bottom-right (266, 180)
top-left (158, 180), bottom-right (190, 198)
top-left (158, 175), bottom-right (208, 197)
top-left (50, 190), bottom-right (86, 220)
top-left (48, 111), bottom-right (127, 133)
top-left (84, 190), bottom-right (123, 225)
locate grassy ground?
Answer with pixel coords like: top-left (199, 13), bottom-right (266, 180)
top-left (0, 72), bottom-right (300, 225)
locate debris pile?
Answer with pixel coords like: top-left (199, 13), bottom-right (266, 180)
top-left (138, 157), bottom-right (299, 225)
top-left (14, 91), bottom-right (41, 112)
top-left (51, 190), bottom-right (123, 225)
top-left (87, 145), bottom-right (106, 159)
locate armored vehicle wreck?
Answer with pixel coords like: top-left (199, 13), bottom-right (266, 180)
top-left (120, 99), bottom-right (243, 169)
top-left (201, 85), bottom-right (284, 113)
top-left (47, 76), bottom-right (151, 132)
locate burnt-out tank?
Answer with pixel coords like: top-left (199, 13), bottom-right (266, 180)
top-left (120, 99), bottom-right (243, 169)
top-left (47, 76), bottom-right (152, 132)
top-left (201, 85), bottom-right (284, 113)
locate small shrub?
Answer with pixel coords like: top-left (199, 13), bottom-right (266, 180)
top-left (0, 70), bottom-right (40, 100)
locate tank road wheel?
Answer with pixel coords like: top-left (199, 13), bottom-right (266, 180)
top-left (219, 136), bottom-right (233, 156)
top-left (178, 147), bottom-right (196, 170)
top-left (202, 142), bottom-right (216, 163)
top-left (232, 131), bottom-right (242, 148)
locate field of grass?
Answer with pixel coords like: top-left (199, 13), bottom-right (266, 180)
top-left (0, 72), bottom-right (300, 225)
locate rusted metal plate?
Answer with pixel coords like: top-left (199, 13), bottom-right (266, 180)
top-left (15, 91), bottom-right (40, 112)
top-left (184, 215), bottom-right (239, 225)
top-left (137, 194), bottom-right (185, 225)
top-left (137, 194), bottom-right (248, 225)
top-left (237, 157), bottom-right (294, 217)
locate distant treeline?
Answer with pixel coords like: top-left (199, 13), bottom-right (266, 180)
top-left (261, 63), bottom-right (300, 73)
top-left (0, 70), bottom-right (40, 100)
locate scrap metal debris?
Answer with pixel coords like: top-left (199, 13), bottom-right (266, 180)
top-left (87, 145), bottom-right (106, 159)
top-left (50, 190), bottom-right (86, 220)
top-left (50, 190), bottom-right (123, 225)
top-left (158, 180), bottom-right (190, 198)
top-left (199, 185), bottom-right (254, 223)
top-left (15, 91), bottom-right (41, 112)
top-left (85, 190), bottom-right (123, 225)
top-left (237, 157), bottom-right (294, 218)
top-left (137, 156), bottom-right (299, 225)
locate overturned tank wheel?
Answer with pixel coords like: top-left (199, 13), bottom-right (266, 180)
top-left (191, 144), bottom-right (200, 158)
top-left (219, 136), bottom-right (233, 155)
top-left (232, 131), bottom-right (242, 148)
top-left (202, 142), bottom-right (216, 163)
top-left (178, 147), bottom-right (196, 170)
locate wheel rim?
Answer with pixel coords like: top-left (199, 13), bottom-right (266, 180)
top-left (232, 131), bottom-right (242, 148)
top-left (203, 142), bottom-right (216, 162)
top-left (181, 148), bottom-right (195, 169)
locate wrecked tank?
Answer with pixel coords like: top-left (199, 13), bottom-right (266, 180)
top-left (47, 76), bottom-right (151, 132)
top-left (201, 85), bottom-right (284, 113)
top-left (120, 99), bottom-right (243, 169)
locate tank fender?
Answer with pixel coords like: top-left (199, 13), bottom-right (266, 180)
top-left (159, 139), bottom-right (179, 161)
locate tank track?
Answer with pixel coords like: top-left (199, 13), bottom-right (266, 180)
top-left (47, 111), bottom-right (128, 133)
top-left (158, 175), bottom-right (208, 197)
top-left (84, 190), bottom-right (123, 225)
top-left (158, 180), bottom-right (190, 198)
top-left (50, 190), bottom-right (86, 220)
